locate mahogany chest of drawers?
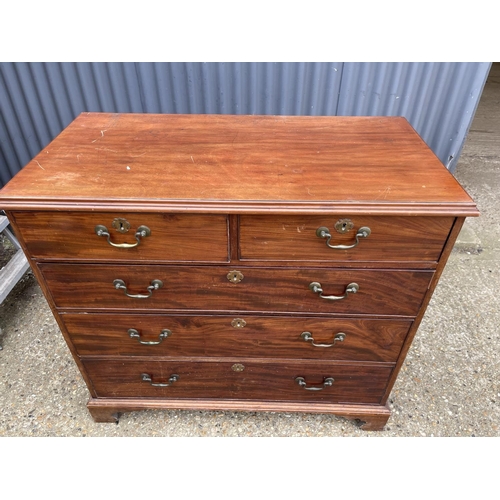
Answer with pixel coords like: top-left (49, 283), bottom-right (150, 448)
top-left (0, 113), bottom-right (479, 430)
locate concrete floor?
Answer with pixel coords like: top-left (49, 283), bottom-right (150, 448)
top-left (0, 65), bottom-right (499, 437)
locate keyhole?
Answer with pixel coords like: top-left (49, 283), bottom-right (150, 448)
top-left (226, 270), bottom-right (244, 283)
top-left (231, 318), bottom-right (246, 328)
top-left (334, 219), bottom-right (354, 234)
top-left (112, 218), bottom-right (131, 233)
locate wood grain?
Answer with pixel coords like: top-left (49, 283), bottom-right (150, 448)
top-left (239, 215), bottom-right (454, 263)
top-left (12, 211), bottom-right (229, 262)
top-left (0, 113), bottom-right (479, 429)
top-left (61, 313), bottom-right (411, 362)
top-left (82, 358), bottom-right (394, 404)
top-left (380, 217), bottom-right (468, 403)
top-left (0, 114), bottom-right (479, 216)
top-left (41, 263), bottom-right (433, 316)
top-left (86, 398), bottom-right (392, 430)
top-left (4, 212), bottom-right (99, 398)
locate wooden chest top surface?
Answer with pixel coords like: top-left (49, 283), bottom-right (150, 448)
top-left (0, 113), bottom-right (478, 215)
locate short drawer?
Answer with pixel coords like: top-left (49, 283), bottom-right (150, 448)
top-left (62, 313), bottom-right (412, 362)
top-left (82, 358), bottom-right (394, 404)
top-left (12, 211), bottom-right (229, 262)
top-left (239, 215), bottom-right (454, 264)
top-left (41, 264), bottom-right (433, 316)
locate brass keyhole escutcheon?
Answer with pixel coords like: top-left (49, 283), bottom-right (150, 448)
top-left (232, 363), bottom-right (245, 372)
top-left (227, 270), bottom-right (244, 283)
top-left (112, 217), bottom-right (131, 233)
top-left (231, 318), bottom-right (247, 328)
top-left (334, 218), bottom-right (354, 234)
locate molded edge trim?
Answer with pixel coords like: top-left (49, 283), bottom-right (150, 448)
top-left (0, 199), bottom-right (480, 216)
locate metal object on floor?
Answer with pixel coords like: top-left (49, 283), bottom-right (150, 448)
top-left (0, 213), bottom-right (30, 305)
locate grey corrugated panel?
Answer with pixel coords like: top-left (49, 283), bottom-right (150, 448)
top-left (337, 62), bottom-right (491, 170)
top-left (133, 62), bottom-right (344, 115)
top-left (0, 62), bottom-right (491, 187)
top-left (0, 109), bottom-right (19, 186)
top-left (0, 63), bottom-right (41, 183)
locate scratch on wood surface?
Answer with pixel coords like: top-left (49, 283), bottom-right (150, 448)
top-left (375, 186), bottom-right (392, 200)
top-left (95, 147), bottom-right (118, 153)
top-left (130, 152), bottom-right (146, 157)
top-left (35, 160), bottom-right (44, 170)
top-left (191, 156), bottom-right (195, 164)
top-left (91, 130), bottom-right (107, 144)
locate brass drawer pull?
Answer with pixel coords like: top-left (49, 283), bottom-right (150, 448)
top-left (295, 376), bottom-right (334, 391)
top-left (309, 281), bottom-right (359, 300)
top-left (316, 225), bottom-right (371, 250)
top-left (141, 373), bottom-right (179, 387)
top-left (128, 328), bottom-right (172, 345)
top-left (301, 331), bottom-right (346, 348)
top-left (113, 279), bottom-right (163, 299)
top-left (95, 223), bottom-right (151, 248)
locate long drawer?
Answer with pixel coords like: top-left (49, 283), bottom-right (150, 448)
top-left (62, 313), bottom-right (411, 362)
top-left (239, 215), bottom-right (454, 264)
top-left (11, 211), bottom-right (229, 262)
top-left (41, 264), bottom-right (433, 316)
top-left (82, 358), bottom-right (394, 404)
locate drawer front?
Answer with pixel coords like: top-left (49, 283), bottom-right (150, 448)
top-left (12, 212), bottom-right (229, 262)
top-left (82, 359), bottom-right (393, 404)
top-left (239, 215), bottom-right (454, 263)
top-left (41, 264), bottom-right (433, 316)
top-left (62, 313), bottom-right (411, 362)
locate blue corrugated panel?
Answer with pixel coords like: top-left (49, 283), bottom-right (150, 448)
top-left (133, 62), bottom-right (343, 115)
top-left (337, 62), bottom-right (491, 169)
top-left (0, 62), bottom-right (491, 187)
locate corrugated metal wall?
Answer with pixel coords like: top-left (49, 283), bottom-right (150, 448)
top-left (0, 62), bottom-right (491, 188)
